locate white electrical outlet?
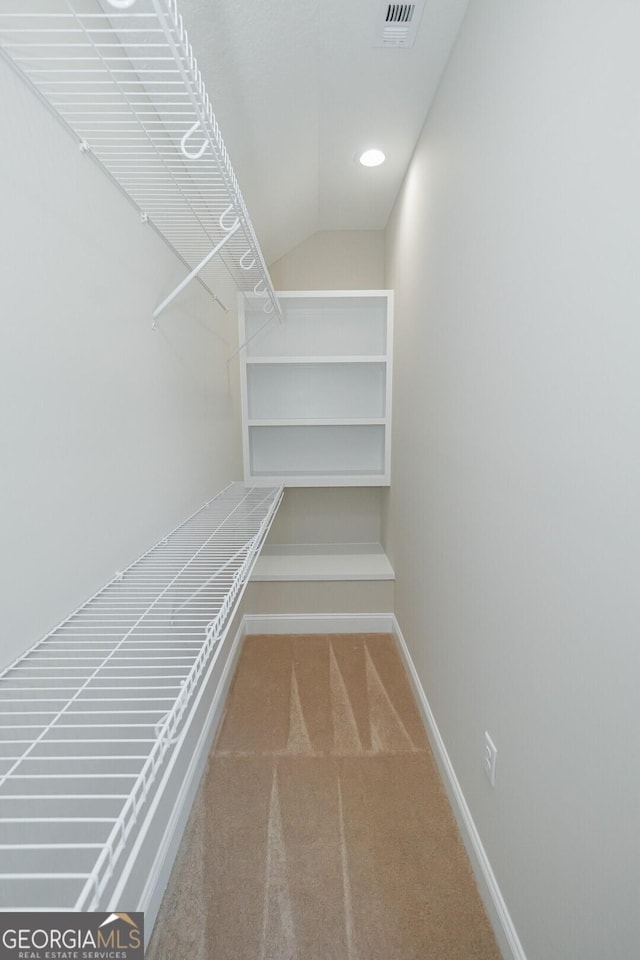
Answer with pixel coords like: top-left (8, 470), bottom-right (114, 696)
top-left (483, 732), bottom-right (498, 787)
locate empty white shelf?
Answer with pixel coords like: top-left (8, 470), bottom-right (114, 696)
top-left (247, 361), bottom-right (387, 421)
top-left (247, 419), bottom-right (386, 427)
top-left (248, 423), bottom-right (387, 481)
top-left (245, 356), bottom-right (389, 365)
top-left (244, 294), bottom-right (389, 359)
top-left (252, 543), bottom-right (395, 581)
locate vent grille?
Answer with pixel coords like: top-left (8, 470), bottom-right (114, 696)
top-left (375, 0), bottom-right (426, 47)
top-left (385, 4), bottom-right (415, 24)
top-left (380, 25), bottom-right (411, 45)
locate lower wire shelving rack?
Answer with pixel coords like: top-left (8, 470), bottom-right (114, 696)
top-left (0, 481), bottom-right (283, 912)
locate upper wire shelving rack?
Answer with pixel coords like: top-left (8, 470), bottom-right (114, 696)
top-left (0, 0), bottom-right (282, 326)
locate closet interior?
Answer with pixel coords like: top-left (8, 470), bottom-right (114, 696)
top-left (0, 0), bottom-right (394, 932)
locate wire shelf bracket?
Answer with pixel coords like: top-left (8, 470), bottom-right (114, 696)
top-left (0, 0), bottom-right (283, 335)
top-left (151, 217), bottom-right (240, 323)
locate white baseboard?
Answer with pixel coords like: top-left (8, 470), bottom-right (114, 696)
top-left (391, 616), bottom-right (527, 960)
top-left (244, 612), bottom-right (395, 635)
top-left (139, 618), bottom-right (245, 940)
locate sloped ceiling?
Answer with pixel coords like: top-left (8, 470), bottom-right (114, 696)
top-left (179, 0), bottom-right (470, 264)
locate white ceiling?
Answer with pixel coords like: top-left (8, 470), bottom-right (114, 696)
top-left (179, 0), bottom-right (470, 264)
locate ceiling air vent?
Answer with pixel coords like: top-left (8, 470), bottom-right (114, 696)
top-left (374, 0), bottom-right (427, 47)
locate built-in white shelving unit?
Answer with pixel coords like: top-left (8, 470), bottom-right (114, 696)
top-left (239, 290), bottom-right (394, 486)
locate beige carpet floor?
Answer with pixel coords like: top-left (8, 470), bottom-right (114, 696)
top-left (147, 634), bottom-right (501, 960)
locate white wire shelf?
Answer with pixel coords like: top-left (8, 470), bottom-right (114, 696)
top-left (0, 0), bottom-right (282, 327)
top-left (0, 481), bottom-right (283, 912)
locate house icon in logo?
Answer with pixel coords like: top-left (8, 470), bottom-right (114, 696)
top-left (96, 913), bottom-right (144, 956)
top-left (99, 914), bottom-right (139, 930)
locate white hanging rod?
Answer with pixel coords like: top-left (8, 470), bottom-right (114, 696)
top-left (0, 0), bottom-right (282, 334)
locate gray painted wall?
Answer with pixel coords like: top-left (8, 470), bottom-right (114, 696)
top-left (384, 3), bottom-right (640, 958)
top-left (0, 55), bottom-right (242, 669)
top-left (269, 230), bottom-right (385, 291)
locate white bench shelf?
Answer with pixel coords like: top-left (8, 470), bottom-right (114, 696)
top-left (251, 543), bottom-right (395, 582)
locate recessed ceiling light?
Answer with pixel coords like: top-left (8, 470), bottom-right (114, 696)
top-left (359, 148), bottom-right (386, 167)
